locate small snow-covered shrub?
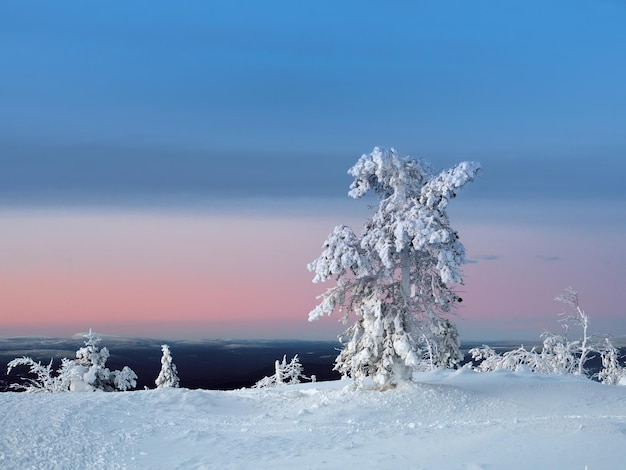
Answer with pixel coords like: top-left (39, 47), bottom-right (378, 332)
top-left (7, 329), bottom-right (137, 392)
top-left (253, 354), bottom-right (308, 388)
top-left (155, 344), bottom-right (180, 388)
top-left (469, 337), bottom-right (579, 375)
top-left (113, 366), bottom-right (139, 391)
top-left (469, 345), bottom-right (536, 373)
top-left (596, 339), bottom-right (626, 385)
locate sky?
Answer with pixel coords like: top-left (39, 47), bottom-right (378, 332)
top-left (1, 0), bottom-right (625, 341)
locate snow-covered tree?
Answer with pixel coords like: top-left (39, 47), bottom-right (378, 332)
top-left (309, 147), bottom-right (480, 389)
top-left (7, 329), bottom-right (137, 392)
top-left (155, 344), bottom-right (180, 388)
top-left (55, 329), bottom-right (138, 392)
top-left (253, 354), bottom-right (308, 388)
top-left (66, 329), bottom-right (114, 391)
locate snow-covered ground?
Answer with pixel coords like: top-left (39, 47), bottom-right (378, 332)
top-left (1, 369), bottom-right (625, 470)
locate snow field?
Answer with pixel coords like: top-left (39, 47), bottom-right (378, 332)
top-left (1, 369), bottom-right (625, 469)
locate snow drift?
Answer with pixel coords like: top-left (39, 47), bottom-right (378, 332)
top-left (1, 370), bottom-right (625, 469)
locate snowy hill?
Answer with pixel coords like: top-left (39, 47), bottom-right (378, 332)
top-left (1, 369), bottom-right (625, 469)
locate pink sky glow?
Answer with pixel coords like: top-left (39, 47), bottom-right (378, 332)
top-left (1, 208), bottom-right (624, 341)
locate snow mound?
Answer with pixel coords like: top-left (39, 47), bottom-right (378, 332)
top-left (1, 370), bottom-right (625, 469)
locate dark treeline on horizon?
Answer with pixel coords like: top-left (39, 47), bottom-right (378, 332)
top-left (1, 338), bottom-right (623, 392)
top-left (0, 338), bottom-right (342, 391)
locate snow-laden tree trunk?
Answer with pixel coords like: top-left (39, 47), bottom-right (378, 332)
top-left (274, 359), bottom-right (283, 385)
top-left (400, 248), bottom-right (411, 305)
top-left (309, 147), bottom-right (479, 389)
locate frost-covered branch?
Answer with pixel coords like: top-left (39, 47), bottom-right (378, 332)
top-left (6, 357), bottom-right (63, 392)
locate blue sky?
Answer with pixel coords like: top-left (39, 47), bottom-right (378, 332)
top-left (2, 1), bottom-right (626, 205)
top-left (1, 1), bottom-right (625, 340)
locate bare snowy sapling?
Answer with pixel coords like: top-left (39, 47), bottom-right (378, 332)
top-left (155, 344), bottom-right (180, 388)
top-left (309, 147), bottom-right (479, 389)
top-left (253, 354), bottom-right (308, 388)
top-left (555, 287), bottom-right (593, 376)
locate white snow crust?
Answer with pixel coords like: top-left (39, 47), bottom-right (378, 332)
top-left (1, 370), bottom-right (625, 469)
